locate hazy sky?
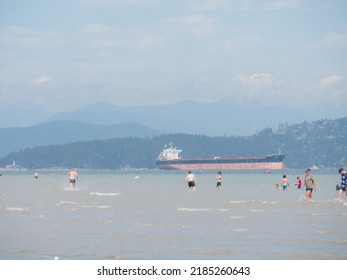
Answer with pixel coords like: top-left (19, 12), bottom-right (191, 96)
top-left (1, 0), bottom-right (346, 112)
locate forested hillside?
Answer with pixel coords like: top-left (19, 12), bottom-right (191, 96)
top-left (1, 117), bottom-right (346, 169)
top-left (0, 120), bottom-right (159, 158)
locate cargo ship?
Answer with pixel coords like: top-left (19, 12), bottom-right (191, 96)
top-left (156, 144), bottom-right (285, 170)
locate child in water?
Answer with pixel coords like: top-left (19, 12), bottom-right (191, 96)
top-left (296, 176), bottom-right (302, 190)
top-left (281, 175), bottom-right (289, 191)
top-left (215, 171), bottom-right (222, 190)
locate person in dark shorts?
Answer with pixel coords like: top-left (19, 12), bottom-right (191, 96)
top-left (304, 168), bottom-right (317, 201)
top-left (185, 171), bottom-right (197, 191)
top-left (68, 168), bottom-right (78, 189)
top-left (215, 171), bottom-right (222, 190)
top-left (337, 167), bottom-right (347, 201)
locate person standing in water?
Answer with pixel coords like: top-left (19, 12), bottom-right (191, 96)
top-left (304, 168), bottom-right (317, 201)
top-left (337, 167), bottom-right (347, 201)
top-left (281, 175), bottom-right (289, 191)
top-left (296, 176), bottom-right (302, 190)
top-left (68, 168), bottom-right (78, 189)
top-left (215, 171), bottom-right (222, 190)
top-left (185, 171), bottom-right (197, 191)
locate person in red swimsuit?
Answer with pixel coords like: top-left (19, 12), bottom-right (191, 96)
top-left (296, 176), bottom-right (302, 190)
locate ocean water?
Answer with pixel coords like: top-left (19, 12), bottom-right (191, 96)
top-left (0, 169), bottom-right (346, 260)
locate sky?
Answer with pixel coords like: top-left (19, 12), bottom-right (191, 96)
top-left (1, 0), bottom-right (347, 113)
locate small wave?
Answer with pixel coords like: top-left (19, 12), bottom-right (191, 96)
top-left (250, 209), bottom-right (265, 212)
top-left (99, 220), bottom-right (115, 224)
top-left (228, 200), bottom-right (248, 204)
top-left (308, 213), bottom-right (329, 216)
top-left (96, 205), bottom-right (116, 209)
top-left (261, 201), bottom-right (277, 205)
top-left (297, 198), bottom-right (338, 203)
top-left (6, 207), bottom-right (29, 212)
top-left (177, 207), bottom-right (212, 212)
top-left (79, 205), bottom-right (94, 208)
top-left (70, 205), bottom-right (116, 210)
top-left (168, 224), bottom-right (192, 228)
top-left (303, 212), bottom-right (344, 216)
top-left (2, 248), bottom-right (32, 253)
top-left (318, 199), bottom-right (338, 203)
top-left (230, 229), bottom-right (248, 232)
top-left (89, 192), bottom-right (123, 196)
top-left (64, 188), bottom-right (79, 191)
top-left (133, 222), bottom-right (158, 227)
top-left (58, 201), bottom-right (79, 205)
top-left (230, 216), bottom-right (249, 219)
top-left (306, 199), bottom-right (337, 204)
top-left (132, 222), bottom-right (191, 229)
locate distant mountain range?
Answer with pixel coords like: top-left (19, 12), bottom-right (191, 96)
top-left (0, 101), bottom-right (51, 128)
top-left (0, 121), bottom-right (159, 158)
top-left (1, 99), bottom-right (346, 159)
top-left (1, 98), bottom-right (346, 136)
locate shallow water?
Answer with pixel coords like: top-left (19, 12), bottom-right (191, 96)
top-left (0, 169), bottom-right (346, 260)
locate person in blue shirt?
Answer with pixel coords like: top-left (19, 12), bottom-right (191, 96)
top-left (337, 167), bottom-right (347, 201)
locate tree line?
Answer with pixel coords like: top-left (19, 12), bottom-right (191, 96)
top-left (1, 117), bottom-right (346, 169)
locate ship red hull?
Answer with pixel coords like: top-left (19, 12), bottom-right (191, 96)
top-left (156, 154), bottom-right (285, 170)
top-left (157, 162), bottom-right (285, 170)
